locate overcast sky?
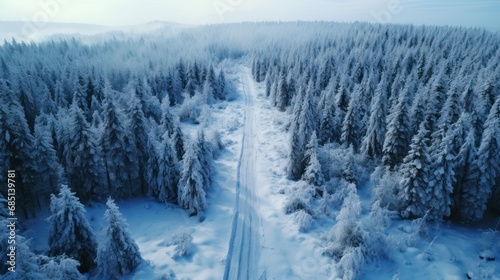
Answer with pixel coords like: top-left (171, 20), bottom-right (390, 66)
top-left (1, 0), bottom-right (499, 30)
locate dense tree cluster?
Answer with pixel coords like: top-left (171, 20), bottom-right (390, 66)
top-left (251, 23), bottom-right (499, 223)
top-left (0, 36), bottom-right (226, 217)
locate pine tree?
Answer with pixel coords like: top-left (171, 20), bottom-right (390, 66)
top-left (32, 119), bottom-right (63, 206)
top-left (145, 131), bottom-right (161, 199)
top-left (302, 132), bottom-right (324, 187)
top-left (276, 69), bottom-right (289, 111)
top-left (478, 97), bottom-right (500, 213)
top-left (1, 83), bottom-right (38, 217)
top-left (400, 121), bottom-right (431, 219)
top-left (67, 103), bottom-right (107, 202)
top-left (48, 185), bottom-right (97, 273)
top-left (341, 84), bottom-right (363, 152)
top-left (457, 130), bottom-right (483, 223)
top-left (157, 136), bottom-right (180, 202)
top-left (361, 77), bottom-right (388, 159)
top-left (382, 84), bottom-right (411, 170)
top-left (216, 70), bottom-right (226, 100)
top-left (178, 135), bottom-right (207, 217)
top-left (128, 93), bottom-right (150, 194)
top-left (427, 125), bottom-right (456, 221)
top-left (100, 93), bottom-right (138, 198)
top-left (96, 198), bottom-right (142, 279)
top-left (318, 99), bottom-right (341, 145)
top-left (197, 130), bottom-right (214, 190)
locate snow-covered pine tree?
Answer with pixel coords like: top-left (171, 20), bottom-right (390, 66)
top-left (197, 130), bottom-right (215, 190)
top-left (457, 130), bottom-right (484, 223)
top-left (276, 68), bottom-right (289, 111)
top-left (478, 97), bottom-right (500, 213)
top-left (318, 95), bottom-right (341, 145)
top-left (73, 75), bottom-right (90, 120)
top-left (96, 198), bottom-right (142, 279)
top-left (341, 84), bottom-right (363, 152)
top-left (427, 124), bottom-right (456, 221)
top-left (178, 133), bottom-right (207, 217)
top-left (302, 132), bottom-right (324, 187)
top-left (161, 104), bottom-right (185, 161)
top-left (382, 82), bottom-right (411, 170)
top-left (298, 82), bottom-right (318, 154)
top-left (68, 102), bottom-right (107, 202)
top-left (48, 185), bottom-right (97, 273)
top-left (288, 86), bottom-right (306, 180)
top-left (128, 93), bottom-right (150, 194)
top-left (32, 118), bottom-right (63, 206)
top-left (100, 92), bottom-right (139, 198)
top-left (145, 131), bottom-right (161, 199)
top-left (157, 135), bottom-right (180, 202)
top-left (400, 121), bottom-right (431, 219)
top-left (216, 70), bottom-right (226, 100)
top-left (1, 83), bottom-right (38, 217)
top-left (361, 77), bottom-right (389, 159)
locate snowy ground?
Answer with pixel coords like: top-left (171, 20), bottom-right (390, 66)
top-left (23, 60), bottom-right (499, 280)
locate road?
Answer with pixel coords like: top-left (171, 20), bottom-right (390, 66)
top-left (223, 66), bottom-right (261, 280)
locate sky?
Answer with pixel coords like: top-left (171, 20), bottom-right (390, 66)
top-left (1, 0), bottom-right (499, 30)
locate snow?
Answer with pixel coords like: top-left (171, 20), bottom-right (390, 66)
top-left (21, 59), bottom-right (500, 279)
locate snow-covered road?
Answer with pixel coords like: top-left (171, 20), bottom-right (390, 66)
top-left (224, 67), bottom-right (261, 280)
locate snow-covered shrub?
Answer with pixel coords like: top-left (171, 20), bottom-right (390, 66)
top-left (323, 184), bottom-right (364, 260)
top-left (336, 246), bottom-right (365, 280)
top-left (362, 201), bottom-right (391, 263)
top-left (284, 194), bottom-right (310, 214)
top-left (284, 183), bottom-right (314, 215)
top-left (41, 257), bottom-right (85, 280)
top-left (158, 269), bottom-right (177, 280)
top-left (168, 232), bottom-right (194, 259)
top-left (203, 128), bottom-right (224, 157)
top-left (371, 166), bottom-right (402, 211)
top-left (178, 93), bottom-right (204, 123)
top-left (399, 212), bottom-right (429, 247)
top-left (294, 210), bottom-right (314, 232)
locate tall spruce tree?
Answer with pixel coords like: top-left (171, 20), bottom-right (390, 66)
top-left (400, 121), bottom-right (431, 219)
top-left (48, 185), bottom-right (97, 273)
top-left (96, 198), bottom-right (142, 279)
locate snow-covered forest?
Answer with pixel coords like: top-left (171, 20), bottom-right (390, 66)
top-left (0, 22), bottom-right (499, 279)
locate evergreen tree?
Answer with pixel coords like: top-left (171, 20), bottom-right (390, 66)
top-left (1, 82), bottom-right (38, 217)
top-left (361, 77), bottom-right (388, 159)
top-left (100, 93), bottom-right (139, 198)
top-left (48, 185), bottom-right (97, 273)
top-left (478, 97), bottom-right (500, 213)
top-left (276, 69), bottom-right (289, 111)
top-left (382, 84), bottom-right (411, 170)
top-left (178, 134), bottom-right (207, 217)
top-left (302, 132), bottom-right (324, 187)
top-left (67, 103), bottom-right (107, 201)
top-left (197, 130), bottom-right (215, 190)
top-left (341, 85), bottom-right (363, 152)
top-left (127, 93), bottom-right (150, 194)
top-left (32, 119), bottom-right (63, 206)
top-left (427, 125), bottom-right (456, 221)
top-left (96, 198), bottom-right (142, 279)
top-left (400, 121), bottom-right (431, 219)
top-left (157, 136), bottom-right (180, 202)
top-left (457, 130), bottom-right (483, 223)
top-left (318, 98), bottom-right (341, 145)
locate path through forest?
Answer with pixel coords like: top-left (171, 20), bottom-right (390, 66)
top-left (223, 66), bottom-right (261, 280)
